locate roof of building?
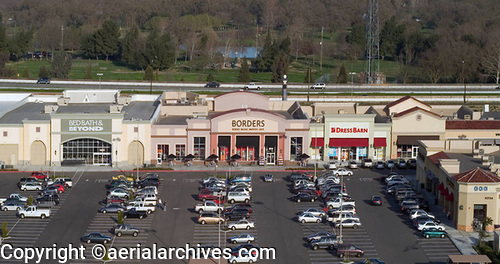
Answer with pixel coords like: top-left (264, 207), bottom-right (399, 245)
top-left (0, 102), bottom-right (51, 123)
top-left (428, 151), bottom-right (450, 166)
top-left (445, 153), bottom-right (487, 172)
top-left (365, 106), bottom-right (391, 123)
top-left (446, 120), bottom-right (500, 129)
top-left (56, 104), bottom-right (110, 114)
top-left (456, 105), bottom-right (473, 119)
top-left (155, 116), bottom-right (189, 125)
top-left (122, 101), bottom-right (160, 121)
top-left (481, 112), bottom-right (500, 120)
top-left (384, 95), bottom-right (431, 111)
top-left (453, 167), bottom-right (500, 183)
top-left (393, 106), bottom-right (441, 118)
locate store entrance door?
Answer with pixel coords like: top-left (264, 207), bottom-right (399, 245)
top-left (412, 146), bottom-right (419, 158)
top-left (341, 148), bottom-right (350, 161)
top-left (266, 147), bottom-right (276, 165)
top-left (93, 153), bottom-right (111, 166)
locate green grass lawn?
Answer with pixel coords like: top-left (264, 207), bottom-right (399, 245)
top-left (6, 58), bottom-right (405, 84)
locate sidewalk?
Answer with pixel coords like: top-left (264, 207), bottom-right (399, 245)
top-left (418, 187), bottom-right (487, 255)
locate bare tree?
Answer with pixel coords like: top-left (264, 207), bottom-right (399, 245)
top-left (482, 32), bottom-right (500, 84)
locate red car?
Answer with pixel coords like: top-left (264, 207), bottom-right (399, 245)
top-left (50, 184), bottom-right (65, 193)
top-left (107, 196), bottom-right (128, 206)
top-left (198, 189), bottom-right (224, 203)
top-left (31, 172), bottom-right (48, 180)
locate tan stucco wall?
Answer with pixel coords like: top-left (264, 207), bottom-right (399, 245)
top-left (456, 183), bottom-right (500, 232)
top-left (22, 122), bottom-right (51, 166)
top-left (214, 92), bottom-right (268, 112)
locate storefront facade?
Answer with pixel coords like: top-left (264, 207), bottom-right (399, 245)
top-left (309, 114), bottom-right (391, 162)
top-left (151, 91), bottom-right (309, 165)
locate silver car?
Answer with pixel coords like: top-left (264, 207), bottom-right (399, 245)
top-left (229, 233), bottom-right (255, 244)
top-left (111, 224), bottom-right (139, 237)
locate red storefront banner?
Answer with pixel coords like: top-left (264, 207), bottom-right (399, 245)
top-left (311, 138), bottom-right (324, 148)
top-left (373, 138), bottom-right (387, 147)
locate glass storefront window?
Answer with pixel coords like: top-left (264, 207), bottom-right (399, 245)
top-left (397, 145), bottom-right (416, 159)
top-left (236, 146), bottom-right (255, 161)
top-left (194, 137), bottom-right (206, 160)
top-left (62, 138), bottom-right (111, 165)
top-left (175, 144), bottom-right (186, 160)
top-left (290, 137), bottom-right (303, 161)
top-left (157, 144), bottom-right (169, 161)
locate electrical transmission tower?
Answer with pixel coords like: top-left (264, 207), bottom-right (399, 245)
top-left (365, 0), bottom-right (380, 84)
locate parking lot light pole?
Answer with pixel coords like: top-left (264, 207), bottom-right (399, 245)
top-left (339, 174), bottom-right (343, 244)
top-left (349, 72), bottom-right (356, 101)
top-left (97, 73), bottom-right (103, 89)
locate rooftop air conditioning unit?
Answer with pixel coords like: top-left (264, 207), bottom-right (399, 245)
top-left (464, 114), bottom-right (471, 120)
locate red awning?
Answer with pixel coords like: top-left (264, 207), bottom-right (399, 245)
top-left (446, 192), bottom-right (454, 201)
top-left (373, 138), bottom-right (387, 147)
top-left (442, 188), bottom-right (449, 196)
top-left (329, 138), bottom-right (369, 147)
top-left (311, 138), bottom-right (324, 148)
top-left (437, 183), bottom-right (444, 191)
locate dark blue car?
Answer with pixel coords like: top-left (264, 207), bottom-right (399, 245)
top-left (81, 233), bottom-right (111, 244)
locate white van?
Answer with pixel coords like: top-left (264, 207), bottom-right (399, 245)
top-left (227, 192), bottom-right (250, 204)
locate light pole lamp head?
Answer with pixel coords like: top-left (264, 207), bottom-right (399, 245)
top-left (283, 74), bottom-right (288, 85)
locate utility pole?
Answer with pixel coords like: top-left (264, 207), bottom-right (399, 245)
top-left (60, 25), bottom-right (64, 51)
top-left (320, 27), bottom-right (324, 73)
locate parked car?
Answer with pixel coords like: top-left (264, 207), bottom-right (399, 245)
top-left (349, 160), bottom-right (358, 169)
top-left (47, 177), bottom-right (73, 188)
top-left (417, 221), bottom-right (446, 231)
top-left (37, 77), bottom-right (51, 84)
top-left (123, 208), bottom-right (148, 219)
top-left (81, 233), bottom-right (111, 244)
top-left (375, 161), bottom-right (385, 169)
top-left (396, 159), bottom-right (407, 169)
top-left (335, 219), bottom-right (362, 229)
top-left (336, 244), bottom-right (364, 258)
top-left (230, 174), bottom-right (252, 184)
top-left (305, 231), bottom-right (335, 242)
top-left (228, 219), bottom-right (255, 230)
top-left (224, 208), bottom-right (250, 221)
top-left (407, 158), bottom-right (417, 169)
top-left (331, 168), bottom-right (353, 177)
top-left (36, 194), bottom-right (60, 205)
top-left (31, 171), bottom-right (48, 180)
top-left (205, 81), bottom-right (220, 88)
top-left (111, 224), bottom-right (140, 237)
top-left (20, 182), bottom-right (43, 191)
top-left (105, 180), bottom-right (131, 190)
top-left (198, 212), bottom-right (224, 225)
top-left (422, 227), bottom-right (447, 238)
top-left (227, 192), bottom-right (251, 204)
top-left (18, 178), bottom-right (44, 189)
top-left (107, 188), bottom-right (130, 198)
top-left (112, 175), bottom-right (134, 183)
top-left (409, 209), bottom-right (435, 220)
top-left (98, 204), bottom-right (126, 214)
top-left (362, 158), bottom-right (373, 168)
top-left (1, 200), bottom-right (26, 211)
top-left (135, 178), bottom-right (159, 189)
top-left (298, 212), bottom-right (322, 223)
top-left (386, 177), bottom-right (410, 186)
top-left (413, 216), bottom-right (440, 227)
top-left (293, 192), bottom-right (317, 203)
top-left (225, 203), bottom-right (253, 214)
top-left (302, 208), bottom-right (326, 218)
top-left (385, 160), bottom-right (395, 169)
top-left (310, 83), bottom-right (326, 89)
top-left (310, 235), bottom-right (338, 250)
top-left (330, 204), bottom-right (356, 215)
top-left (229, 233), bottom-right (255, 244)
top-left (263, 174), bottom-right (274, 182)
top-left (371, 195), bottom-right (383, 206)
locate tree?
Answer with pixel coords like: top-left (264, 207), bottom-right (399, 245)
top-left (270, 37), bottom-right (290, 83)
top-left (50, 52), bottom-right (72, 78)
top-left (27, 196), bottom-right (34, 206)
top-left (121, 25), bottom-right (144, 68)
top-left (206, 73), bottom-right (214, 82)
top-left (482, 32), bottom-right (500, 84)
top-left (254, 32), bottom-right (276, 72)
top-left (117, 211), bottom-right (125, 225)
top-left (238, 57), bottom-right (250, 82)
top-left (38, 65), bottom-right (50, 78)
top-left (337, 64), bottom-right (348, 83)
top-left (84, 62), bottom-right (92, 79)
top-left (145, 30), bottom-right (175, 70)
top-left (1, 221), bottom-right (8, 238)
top-left (22, 68), bottom-right (29, 78)
top-left (95, 20), bottom-right (120, 61)
top-left (380, 16), bottom-right (406, 60)
top-left (80, 33), bottom-right (98, 59)
top-left (143, 65), bottom-right (154, 81)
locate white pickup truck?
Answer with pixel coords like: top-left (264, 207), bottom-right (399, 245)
top-left (17, 206), bottom-right (51, 219)
top-left (326, 198), bottom-right (356, 210)
top-left (244, 82), bottom-right (262, 90)
top-left (0, 194), bottom-right (28, 205)
top-left (194, 201), bottom-right (223, 214)
top-left (126, 203), bottom-right (156, 214)
top-left (128, 197), bottom-right (157, 207)
top-left (326, 212), bottom-right (359, 223)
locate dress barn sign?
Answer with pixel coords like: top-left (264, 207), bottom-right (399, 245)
top-left (61, 119), bottom-right (112, 133)
top-left (329, 122), bottom-right (369, 138)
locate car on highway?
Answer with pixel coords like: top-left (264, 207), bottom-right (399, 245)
top-left (336, 244), bottom-right (364, 258)
top-left (422, 227), bottom-right (447, 238)
top-left (244, 82), bottom-right (262, 90)
top-left (228, 219), bottom-right (255, 230)
top-left (298, 212), bottom-right (322, 223)
top-left (302, 208), bottom-right (326, 218)
top-left (293, 192), bottom-right (317, 203)
top-left (81, 233), bottom-right (111, 244)
top-left (310, 235), bottom-right (338, 250)
top-left (107, 188), bottom-right (130, 198)
top-left (205, 81), bottom-right (220, 88)
top-left (334, 219), bottom-right (362, 229)
top-left (417, 221), bottom-right (445, 231)
top-left (198, 212), bottom-right (224, 225)
top-left (310, 83), bottom-right (326, 89)
top-left (98, 204), bottom-right (126, 214)
top-left (371, 195), bottom-right (383, 206)
top-left (37, 77), bottom-right (51, 84)
top-left (229, 233), bottom-right (255, 244)
top-left (123, 208), bottom-right (148, 219)
top-left (305, 231), bottom-right (335, 242)
top-left (111, 224), bottom-right (140, 237)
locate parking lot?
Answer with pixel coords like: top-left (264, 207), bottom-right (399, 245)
top-left (0, 166), bottom-right (460, 264)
